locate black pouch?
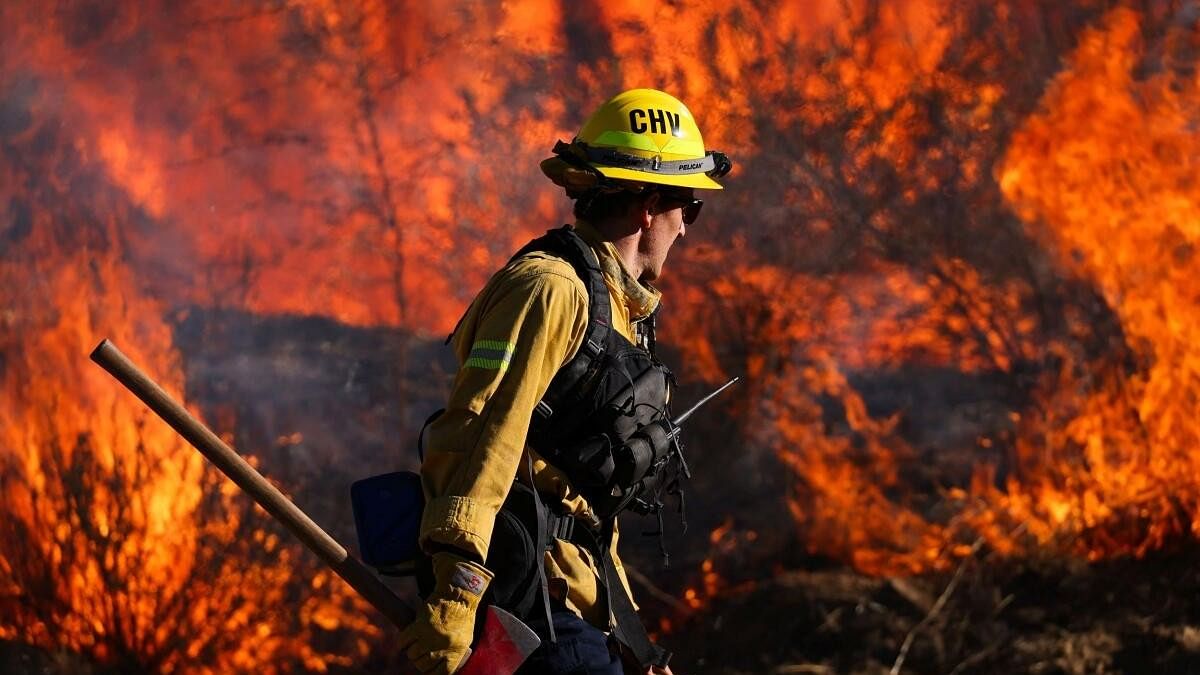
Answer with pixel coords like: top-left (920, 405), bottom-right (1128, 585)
top-left (350, 471), bottom-right (424, 576)
top-left (482, 481), bottom-right (544, 621)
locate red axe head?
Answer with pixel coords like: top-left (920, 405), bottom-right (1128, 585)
top-left (456, 606), bottom-right (541, 675)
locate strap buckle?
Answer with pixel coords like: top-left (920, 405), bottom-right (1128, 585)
top-left (546, 512), bottom-right (576, 543)
top-left (584, 338), bottom-right (604, 358)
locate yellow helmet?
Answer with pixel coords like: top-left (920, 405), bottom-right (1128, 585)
top-left (541, 88), bottom-right (732, 194)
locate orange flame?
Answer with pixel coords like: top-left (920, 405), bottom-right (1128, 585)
top-left (0, 78), bottom-right (375, 668)
top-left (990, 6), bottom-right (1200, 559)
top-left (666, 3), bottom-right (1200, 576)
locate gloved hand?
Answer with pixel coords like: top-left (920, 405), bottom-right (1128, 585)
top-left (397, 551), bottom-right (494, 675)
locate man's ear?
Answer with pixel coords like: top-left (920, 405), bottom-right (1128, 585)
top-left (638, 191), bottom-right (661, 231)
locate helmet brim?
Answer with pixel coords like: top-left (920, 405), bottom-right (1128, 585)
top-left (592, 164), bottom-right (724, 190)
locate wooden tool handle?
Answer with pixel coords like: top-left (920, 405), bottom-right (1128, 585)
top-left (89, 339), bottom-right (415, 627)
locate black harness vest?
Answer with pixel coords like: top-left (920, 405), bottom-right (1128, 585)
top-left (492, 226), bottom-right (673, 668)
top-left (517, 226), bottom-right (673, 516)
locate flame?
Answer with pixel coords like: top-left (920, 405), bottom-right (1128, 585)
top-left (989, 6), bottom-right (1200, 558)
top-left (665, 2), bottom-right (1200, 576)
top-left (678, 519), bottom-right (760, 618)
top-left (671, 252), bottom-right (1040, 573)
top-left (2, 0), bottom-right (583, 331)
top-left (0, 77), bottom-right (375, 669)
top-left (0, 249), bottom-right (376, 670)
top-left (0, 0), bottom-right (969, 334)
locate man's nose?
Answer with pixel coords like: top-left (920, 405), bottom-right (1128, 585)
top-left (679, 220), bottom-right (687, 239)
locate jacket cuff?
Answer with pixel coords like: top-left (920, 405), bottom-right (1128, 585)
top-left (420, 495), bottom-right (494, 560)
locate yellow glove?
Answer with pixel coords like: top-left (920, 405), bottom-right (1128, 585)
top-left (398, 552), bottom-right (494, 675)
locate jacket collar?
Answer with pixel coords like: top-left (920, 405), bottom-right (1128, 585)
top-left (572, 221), bottom-right (661, 322)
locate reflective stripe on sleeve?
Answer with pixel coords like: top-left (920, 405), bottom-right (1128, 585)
top-left (465, 339), bottom-right (515, 372)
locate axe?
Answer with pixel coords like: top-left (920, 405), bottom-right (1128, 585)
top-left (90, 339), bottom-right (540, 674)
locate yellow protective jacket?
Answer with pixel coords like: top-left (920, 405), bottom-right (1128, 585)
top-left (418, 221), bottom-right (660, 628)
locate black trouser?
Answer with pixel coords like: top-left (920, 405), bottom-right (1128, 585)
top-left (516, 603), bottom-right (623, 675)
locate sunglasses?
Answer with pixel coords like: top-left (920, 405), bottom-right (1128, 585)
top-left (658, 192), bottom-right (704, 225)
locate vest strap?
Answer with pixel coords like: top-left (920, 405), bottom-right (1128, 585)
top-left (524, 455), bottom-right (557, 643)
top-left (566, 521), bottom-right (670, 669)
top-left (511, 226), bottom-right (612, 426)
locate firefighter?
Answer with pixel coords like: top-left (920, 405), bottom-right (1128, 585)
top-left (397, 88), bottom-right (731, 675)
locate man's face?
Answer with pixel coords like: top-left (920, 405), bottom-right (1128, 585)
top-left (639, 189), bottom-right (695, 282)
